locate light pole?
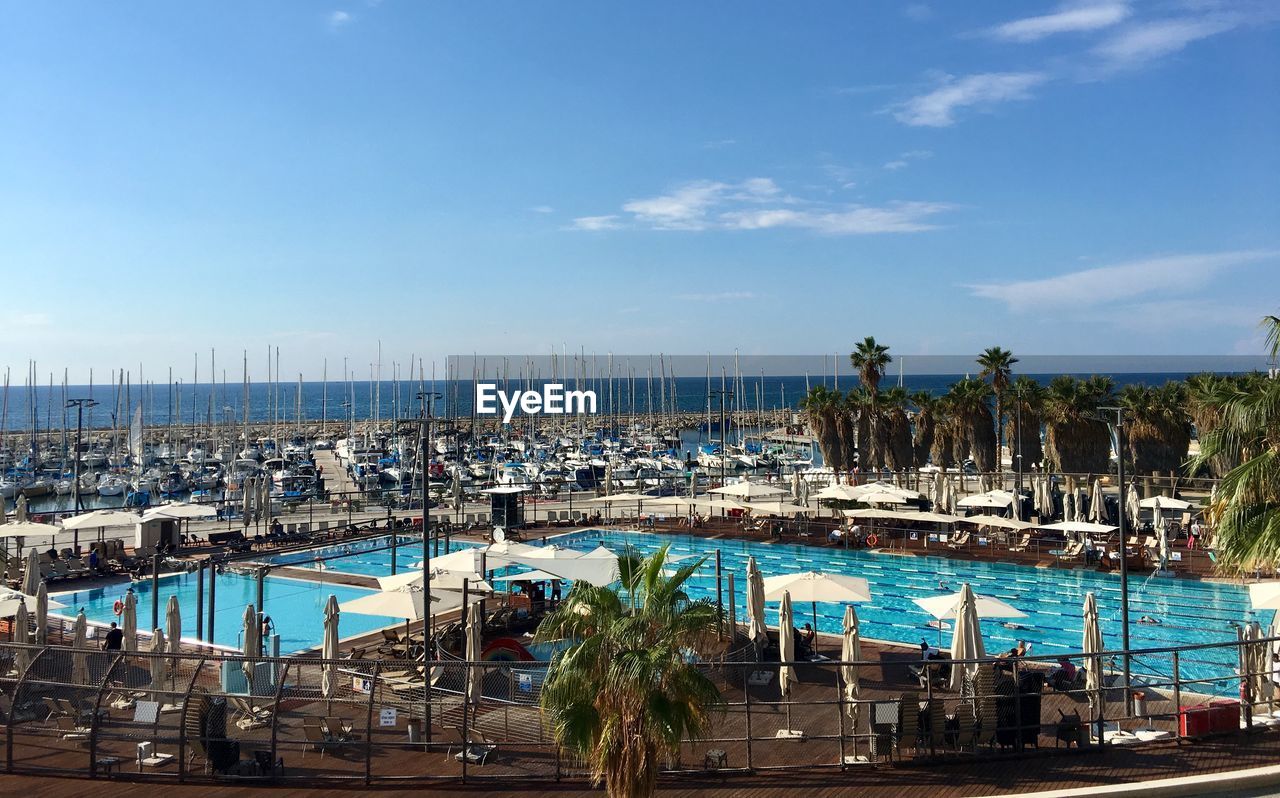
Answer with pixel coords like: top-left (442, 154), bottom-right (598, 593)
top-left (66, 399), bottom-right (98, 514)
top-left (709, 389), bottom-right (734, 491)
top-left (417, 388), bottom-right (441, 747)
top-left (1100, 405), bottom-right (1131, 704)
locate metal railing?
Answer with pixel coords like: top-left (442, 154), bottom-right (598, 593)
top-left (0, 633), bottom-right (1274, 785)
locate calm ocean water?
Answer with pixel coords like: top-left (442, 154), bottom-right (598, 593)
top-left (1, 372), bottom-right (1226, 432)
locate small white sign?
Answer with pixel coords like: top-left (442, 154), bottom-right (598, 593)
top-left (352, 676), bottom-right (372, 694)
top-left (517, 673), bottom-right (533, 693)
top-left (379, 708), bottom-right (397, 727)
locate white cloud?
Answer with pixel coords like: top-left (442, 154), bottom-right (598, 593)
top-left (883, 149), bottom-right (933, 170)
top-left (675, 291), bottom-right (757, 302)
top-left (991, 2), bottom-right (1131, 42)
top-left (967, 250), bottom-right (1279, 310)
top-left (893, 72), bottom-right (1048, 127)
top-left (570, 215), bottom-right (621, 231)
top-left (575, 178), bottom-right (953, 235)
top-left (529, 205), bottom-right (554, 214)
top-left (327, 10), bottom-right (353, 29)
top-left (1092, 16), bottom-right (1238, 67)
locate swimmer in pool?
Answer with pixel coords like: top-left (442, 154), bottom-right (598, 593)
top-left (1002, 622), bottom-right (1024, 630)
top-left (1139, 615), bottom-right (1161, 625)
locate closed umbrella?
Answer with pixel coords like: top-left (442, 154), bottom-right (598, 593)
top-left (15, 495), bottom-right (28, 523)
top-left (746, 557), bottom-right (767, 650)
top-left (840, 605), bottom-right (861, 726)
top-left (1038, 474), bottom-right (1055, 519)
top-left (149, 629), bottom-right (168, 703)
top-left (1072, 487), bottom-right (1086, 523)
top-left (777, 590), bottom-right (802, 738)
top-left (465, 598), bottom-right (483, 703)
top-left (1126, 481), bottom-right (1140, 526)
top-left (13, 599), bottom-right (30, 673)
top-left (242, 477), bottom-right (255, 525)
top-left (241, 604), bottom-right (259, 694)
top-left (1090, 479), bottom-right (1109, 524)
top-left (949, 583), bottom-right (987, 691)
top-left (72, 610), bottom-right (88, 684)
top-left (121, 589), bottom-right (138, 652)
top-left (451, 470), bottom-right (463, 510)
top-left (21, 549), bottom-right (40, 598)
top-left (1082, 592), bottom-right (1105, 737)
top-left (322, 594), bottom-right (340, 700)
top-left (35, 583), bottom-right (48, 645)
top-left (166, 595), bottom-right (182, 663)
top-left (1155, 511), bottom-right (1170, 571)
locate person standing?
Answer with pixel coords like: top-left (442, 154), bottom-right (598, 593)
top-left (102, 622), bottom-right (124, 651)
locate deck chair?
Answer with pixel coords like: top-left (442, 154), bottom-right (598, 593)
top-left (947, 531), bottom-right (971, 549)
top-left (56, 715), bottom-right (92, 744)
top-left (973, 668), bottom-right (998, 748)
top-left (953, 703), bottom-right (977, 752)
top-left (323, 716), bottom-right (357, 742)
top-left (896, 691), bottom-right (919, 757)
top-left (229, 696), bottom-right (271, 730)
top-left (928, 697), bottom-right (947, 751)
top-left (1009, 534), bottom-right (1032, 552)
top-left (443, 724), bottom-right (497, 765)
top-left (302, 723), bottom-right (334, 758)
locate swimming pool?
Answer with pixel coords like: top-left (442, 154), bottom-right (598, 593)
top-left (262, 534), bottom-right (480, 578)
top-left (53, 571), bottom-right (388, 654)
top-left (551, 530), bottom-right (1268, 690)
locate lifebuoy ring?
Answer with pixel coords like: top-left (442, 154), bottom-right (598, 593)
top-left (112, 600), bottom-right (124, 616)
top-left (866, 534), bottom-right (879, 547)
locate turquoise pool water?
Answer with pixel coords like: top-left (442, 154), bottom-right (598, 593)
top-left (262, 534), bottom-right (479, 578)
top-left (554, 530), bottom-right (1267, 691)
top-left (53, 571), bottom-right (387, 654)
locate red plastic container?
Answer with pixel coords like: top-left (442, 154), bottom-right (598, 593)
top-left (1208, 700), bottom-right (1240, 733)
top-left (1179, 704), bottom-right (1213, 737)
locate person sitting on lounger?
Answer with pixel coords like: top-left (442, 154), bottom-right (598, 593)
top-left (1048, 657), bottom-right (1078, 690)
top-left (996, 641), bottom-right (1028, 671)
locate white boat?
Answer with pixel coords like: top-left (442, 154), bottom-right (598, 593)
top-left (97, 474), bottom-right (128, 496)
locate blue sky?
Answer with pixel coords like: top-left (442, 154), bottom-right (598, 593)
top-left (1, 1), bottom-right (1278, 382)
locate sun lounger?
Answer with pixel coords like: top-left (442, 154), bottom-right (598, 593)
top-left (1009, 533), bottom-right (1032, 552)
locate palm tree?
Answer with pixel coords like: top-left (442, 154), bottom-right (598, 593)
top-left (849, 337), bottom-right (892, 398)
top-left (1004, 376), bottom-right (1045, 471)
top-left (845, 387), bottom-right (877, 474)
top-left (801, 385), bottom-right (844, 473)
top-left (881, 386), bottom-right (913, 473)
top-left (1117, 381), bottom-right (1192, 477)
top-left (910, 390), bottom-right (940, 469)
top-left (536, 545), bottom-right (724, 798)
top-left (947, 378), bottom-right (997, 473)
top-left (1186, 372), bottom-right (1260, 477)
top-left (977, 347), bottom-right (1018, 473)
top-left (1191, 315), bottom-right (1280, 571)
top-left (1043, 375), bottom-right (1114, 475)
top-left (929, 395), bottom-right (958, 470)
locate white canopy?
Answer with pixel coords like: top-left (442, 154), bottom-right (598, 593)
top-left (813, 484), bottom-right (865, 502)
top-left (914, 590), bottom-right (1027, 621)
top-left (0, 587), bottom-right (64, 617)
top-left (745, 500), bottom-right (818, 516)
top-left (958, 515), bottom-right (1036, 531)
top-left (583, 492), bottom-right (650, 504)
top-left (377, 569), bottom-right (492, 593)
top-left (762, 571), bottom-right (872, 604)
top-left (843, 508), bottom-right (962, 524)
top-left (1248, 582), bottom-right (1280, 610)
top-left (1038, 520), bottom-right (1117, 534)
top-left (957, 492), bottom-right (1013, 509)
top-left (339, 588), bottom-right (476, 620)
top-left (491, 569), bottom-right (561, 582)
top-left (0, 522), bottom-right (61, 540)
top-left (143, 503), bottom-right (217, 520)
top-left (1140, 496), bottom-right (1193, 511)
top-left (61, 510), bottom-right (140, 530)
top-left (859, 490), bottom-right (909, 505)
top-left (709, 481), bottom-right (789, 500)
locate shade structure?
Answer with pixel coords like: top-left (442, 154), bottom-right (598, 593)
top-left (13, 599), bottom-right (31, 672)
top-left (745, 500), bottom-right (818, 516)
top-left (165, 595), bottom-right (182, 661)
top-left (34, 583), bottom-right (49, 645)
top-left (957, 515), bottom-right (1035, 531)
top-left (72, 611), bottom-right (88, 683)
top-left (465, 599), bottom-right (483, 702)
top-left (491, 569), bottom-right (562, 582)
top-left (1039, 520), bottom-right (1117, 535)
top-left (762, 572), bottom-right (871, 604)
top-left (60, 510), bottom-right (139, 530)
top-left (1140, 496), bottom-right (1193, 511)
top-left (845, 508), bottom-right (964, 524)
top-left (710, 480), bottom-right (789, 500)
top-left (641, 495), bottom-right (694, 510)
top-left (949, 583), bottom-right (987, 691)
top-left (322, 594), bottom-right (340, 700)
top-left (1248, 582), bottom-right (1280, 610)
top-left (143, 502), bottom-right (217, 520)
top-left (858, 490), bottom-right (909, 505)
top-left (746, 557), bottom-right (767, 648)
top-left (814, 484), bottom-right (865, 502)
top-left (778, 591), bottom-right (796, 698)
top-left (840, 605), bottom-right (861, 719)
top-left (0, 521), bottom-right (61, 540)
top-left (241, 604), bottom-right (260, 693)
top-left (149, 629), bottom-right (168, 702)
top-left (339, 587), bottom-right (476, 621)
top-left (582, 492), bottom-right (649, 504)
top-left (428, 547), bottom-right (488, 573)
top-left (122, 590), bottom-right (138, 652)
top-left (1082, 592), bottom-right (1105, 727)
top-left (0, 586), bottom-right (63, 618)
top-left (847, 481), bottom-right (923, 501)
top-left (500, 548), bottom-right (621, 587)
top-left (914, 590), bottom-right (1026, 621)
top-left (21, 549), bottom-right (40, 597)
top-left (957, 492), bottom-right (1013, 509)
top-left (1089, 480), bottom-right (1109, 524)
top-left (377, 568), bottom-right (492, 593)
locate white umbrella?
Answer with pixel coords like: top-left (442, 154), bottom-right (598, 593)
top-left (13, 599), bottom-right (31, 672)
top-left (1089, 480), bottom-right (1109, 524)
top-left (1010, 489), bottom-right (1022, 521)
top-left (710, 480), bottom-right (788, 500)
top-left (764, 570), bottom-right (871, 634)
top-left (339, 587), bottom-right (476, 621)
top-left (1038, 474), bottom-right (1055, 519)
top-left (0, 586), bottom-right (62, 617)
top-left (959, 515), bottom-right (1035, 531)
top-left (745, 500), bottom-right (818, 516)
top-left (814, 483), bottom-right (864, 502)
top-left (1083, 592), bottom-right (1105, 732)
top-left (166, 595), bottom-right (182, 662)
top-left (465, 599), bottom-right (483, 702)
top-left (149, 628), bottom-right (168, 703)
top-left (143, 502), bottom-right (217, 520)
top-left (35, 582), bottom-right (49, 645)
top-left (1039, 521), bottom-right (1117, 535)
top-left (949, 583), bottom-right (987, 691)
top-left (322, 594), bottom-right (340, 700)
top-left (122, 590), bottom-right (138, 652)
top-left (840, 605), bottom-right (861, 721)
top-left (1248, 582), bottom-right (1280, 610)
top-left (860, 490), bottom-right (909, 505)
top-left (1155, 511), bottom-right (1169, 571)
top-left (491, 569), bottom-right (560, 582)
top-left (15, 495), bottom-right (28, 523)
top-left (1140, 496), bottom-right (1192, 511)
top-left (957, 492), bottom-right (1013, 509)
top-left (0, 521), bottom-right (61, 540)
top-left (914, 590), bottom-right (1026, 622)
top-left (241, 604), bottom-right (259, 693)
top-left (377, 568), bottom-right (492, 593)
top-left (21, 549), bottom-right (40, 597)
top-left (60, 510), bottom-right (139, 530)
top-left (1126, 481), bottom-right (1141, 525)
top-left (746, 557), bottom-right (767, 649)
top-left (777, 591), bottom-right (801, 737)
top-left (72, 610), bottom-right (89, 684)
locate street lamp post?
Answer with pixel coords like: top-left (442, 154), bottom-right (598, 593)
top-left (417, 389), bottom-right (442, 747)
top-left (65, 399), bottom-right (98, 514)
top-left (1100, 405), bottom-right (1132, 704)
